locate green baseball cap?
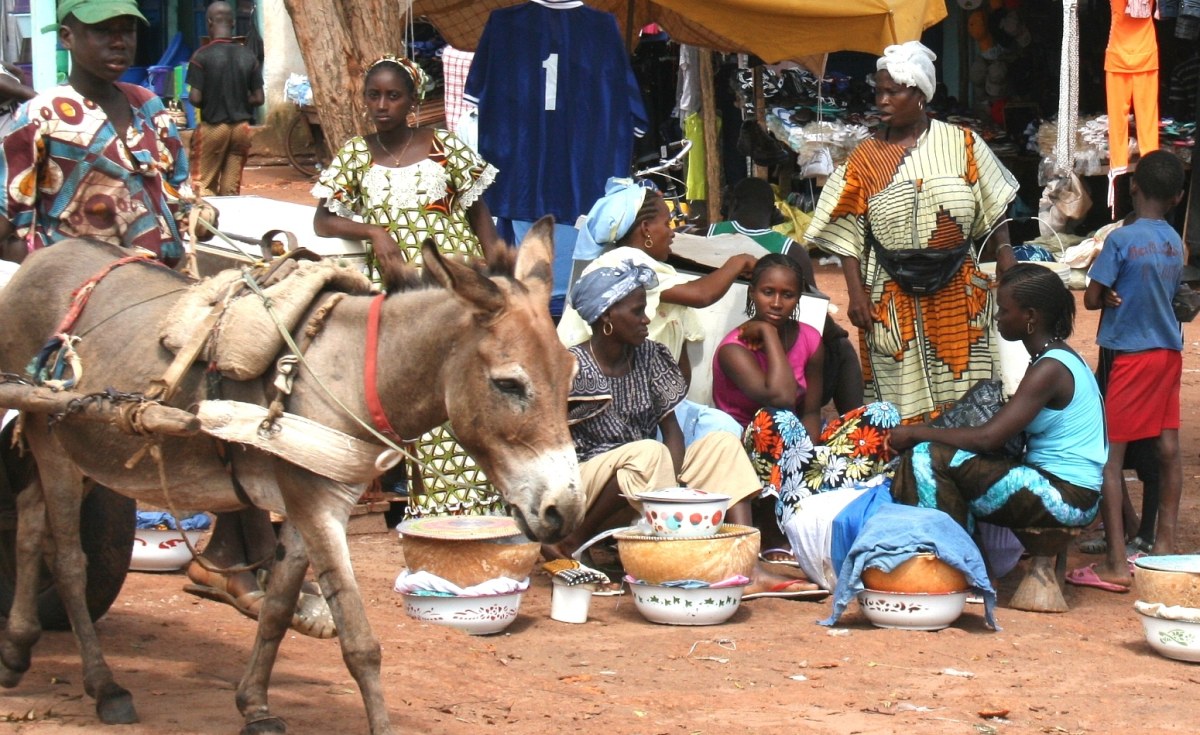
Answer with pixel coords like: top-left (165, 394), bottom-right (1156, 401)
top-left (56, 0), bottom-right (148, 25)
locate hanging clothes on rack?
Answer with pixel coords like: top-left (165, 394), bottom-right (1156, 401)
top-left (1104, 0), bottom-right (1160, 197)
top-left (464, 0), bottom-right (648, 315)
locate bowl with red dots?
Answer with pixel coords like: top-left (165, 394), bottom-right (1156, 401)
top-left (635, 487), bottom-right (732, 538)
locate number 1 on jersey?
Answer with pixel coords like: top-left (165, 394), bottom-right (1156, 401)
top-left (542, 53), bottom-right (559, 111)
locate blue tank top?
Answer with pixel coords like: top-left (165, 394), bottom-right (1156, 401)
top-left (1023, 349), bottom-right (1107, 490)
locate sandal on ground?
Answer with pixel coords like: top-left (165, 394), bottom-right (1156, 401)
top-left (258, 569), bottom-right (338, 639)
top-left (1065, 563), bottom-right (1130, 593)
top-left (758, 547), bottom-right (801, 568)
top-left (743, 579), bottom-right (827, 601)
top-left (1078, 536), bottom-right (1152, 557)
top-left (184, 562), bottom-right (337, 639)
top-left (1128, 536), bottom-right (1154, 555)
top-left (183, 561), bottom-right (265, 621)
top-left (591, 581), bottom-right (625, 597)
top-left (290, 589), bottom-right (337, 638)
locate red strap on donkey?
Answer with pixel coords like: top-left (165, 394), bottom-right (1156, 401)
top-left (54, 254), bottom-right (164, 335)
top-left (363, 293), bottom-right (401, 440)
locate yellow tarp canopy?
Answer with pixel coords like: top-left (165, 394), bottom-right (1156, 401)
top-left (415, 0), bottom-right (947, 62)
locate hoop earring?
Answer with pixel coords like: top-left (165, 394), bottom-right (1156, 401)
top-left (643, 233), bottom-right (654, 251)
top-left (406, 109), bottom-right (418, 127)
top-left (1026, 321), bottom-right (1034, 335)
top-left (918, 100), bottom-right (925, 110)
top-left (745, 303), bottom-right (756, 318)
top-left (602, 321), bottom-right (613, 336)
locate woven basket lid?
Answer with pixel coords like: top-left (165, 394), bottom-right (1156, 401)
top-left (397, 515), bottom-right (524, 541)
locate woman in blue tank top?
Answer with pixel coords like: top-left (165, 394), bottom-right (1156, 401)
top-left (887, 263), bottom-right (1106, 533)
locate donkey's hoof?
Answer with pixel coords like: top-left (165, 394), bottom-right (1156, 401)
top-left (95, 685), bottom-right (138, 725)
top-left (242, 715), bottom-right (287, 734)
top-left (0, 645), bottom-right (31, 688)
top-left (0, 663), bottom-right (25, 689)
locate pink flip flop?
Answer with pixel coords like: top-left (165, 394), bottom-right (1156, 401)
top-left (1065, 563), bottom-right (1131, 593)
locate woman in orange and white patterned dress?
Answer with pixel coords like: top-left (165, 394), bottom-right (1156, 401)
top-left (804, 42), bottom-right (1019, 424)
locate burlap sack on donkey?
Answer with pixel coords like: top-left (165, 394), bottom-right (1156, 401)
top-left (160, 260), bottom-right (373, 380)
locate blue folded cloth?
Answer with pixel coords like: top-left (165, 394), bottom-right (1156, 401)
top-left (830, 482), bottom-right (894, 576)
top-left (135, 511), bottom-right (211, 531)
top-left (820, 503), bottom-right (998, 629)
top-left (1013, 244), bottom-right (1056, 262)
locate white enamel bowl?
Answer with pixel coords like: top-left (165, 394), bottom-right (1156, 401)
top-left (857, 589), bottom-right (968, 631)
top-left (628, 582), bottom-right (746, 626)
top-left (130, 529), bottom-right (205, 572)
top-left (401, 591), bottom-right (523, 635)
top-left (1136, 610), bottom-right (1200, 663)
top-left (636, 487), bottom-right (731, 537)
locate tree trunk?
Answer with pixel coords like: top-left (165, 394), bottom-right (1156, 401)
top-left (281, 0), bottom-right (405, 152)
top-left (698, 48), bottom-right (723, 225)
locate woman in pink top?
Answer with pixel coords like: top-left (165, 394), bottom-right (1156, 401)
top-left (713, 255), bottom-right (825, 436)
top-left (712, 255), bottom-right (900, 532)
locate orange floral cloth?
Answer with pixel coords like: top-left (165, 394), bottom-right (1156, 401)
top-left (743, 402), bottom-right (900, 530)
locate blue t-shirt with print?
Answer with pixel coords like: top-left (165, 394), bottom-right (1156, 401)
top-left (1088, 218), bottom-right (1184, 352)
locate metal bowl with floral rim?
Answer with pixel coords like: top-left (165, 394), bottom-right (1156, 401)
top-left (857, 589), bottom-right (968, 631)
top-left (628, 581), bottom-right (747, 626)
top-left (401, 591), bottom-right (524, 636)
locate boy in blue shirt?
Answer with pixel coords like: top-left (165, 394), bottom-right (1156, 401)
top-left (1081, 150), bottom-right (1187, 591)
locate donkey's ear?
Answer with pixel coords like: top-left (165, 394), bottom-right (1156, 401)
top-left (513, 215), bottom-right (555, 302)
top-left (422, 240), bottom-right (506, 314)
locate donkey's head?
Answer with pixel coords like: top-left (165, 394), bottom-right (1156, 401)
top-left (421, 218), bottom-right (583, 542)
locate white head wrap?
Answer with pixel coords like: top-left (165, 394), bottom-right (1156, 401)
top-left (876, 41), bottom-right (937, 101)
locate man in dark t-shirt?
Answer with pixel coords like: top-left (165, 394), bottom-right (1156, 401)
top-left (186, 0), bottom-right (263, 196)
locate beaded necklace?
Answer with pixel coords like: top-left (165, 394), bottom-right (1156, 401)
top-left (1029, 337), bottom-right (1062, 364)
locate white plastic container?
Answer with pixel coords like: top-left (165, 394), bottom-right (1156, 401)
top-left (550, 578), bottom-right (595, 624)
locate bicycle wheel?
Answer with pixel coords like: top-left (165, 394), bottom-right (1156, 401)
top-left (285, 115), bottom-right (320, 178)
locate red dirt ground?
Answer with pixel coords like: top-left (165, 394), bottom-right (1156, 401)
top-left (1, 166), bottom-right (1196, 733)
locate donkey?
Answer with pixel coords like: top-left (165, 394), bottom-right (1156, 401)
top-left (0, 219), bottom-right (582, 734)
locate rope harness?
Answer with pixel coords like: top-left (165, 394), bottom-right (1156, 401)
top-left (29, 254), bottom-right (165, 391)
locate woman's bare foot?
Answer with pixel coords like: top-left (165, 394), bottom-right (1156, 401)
top-left (1093, 561), bottom-right (1133, 589)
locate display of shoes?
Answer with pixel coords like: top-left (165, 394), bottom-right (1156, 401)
top-left (736, 119), bottom-right (792, 166)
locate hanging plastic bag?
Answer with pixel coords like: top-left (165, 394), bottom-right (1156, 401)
top-left (1172, 283), bottom-right (1200, 323)
top-left (1038, 173), bottom-right (1092, 237)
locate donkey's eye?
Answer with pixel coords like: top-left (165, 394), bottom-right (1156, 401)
top-left (492, 377), bottom-right (526, 398)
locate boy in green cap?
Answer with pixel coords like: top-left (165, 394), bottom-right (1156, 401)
top-left (0, 0), bottom-right (187, 263)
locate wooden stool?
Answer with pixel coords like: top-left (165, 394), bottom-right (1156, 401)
top-left (1008, 527), bottom-right (1081, 613)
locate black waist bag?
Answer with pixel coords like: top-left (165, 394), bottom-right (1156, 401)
top-left (867, 229), bottom-right (971, 295)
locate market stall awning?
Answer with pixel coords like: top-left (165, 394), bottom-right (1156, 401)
top-left (414, 0), bottom-right (947, 62)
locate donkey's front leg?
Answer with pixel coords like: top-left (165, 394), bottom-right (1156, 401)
top-left (283, 472), bottom-right (392, 735)
top-left (23, 419), bottom-right (136, 724)
top-left (236, 520), bottom-right (306, 735)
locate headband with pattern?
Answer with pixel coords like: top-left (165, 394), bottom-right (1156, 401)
top-left (366, 54), bottom-right (428, 102)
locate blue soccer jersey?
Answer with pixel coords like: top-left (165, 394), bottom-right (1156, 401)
top-left (464, 0), bottom-right (648, 223)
